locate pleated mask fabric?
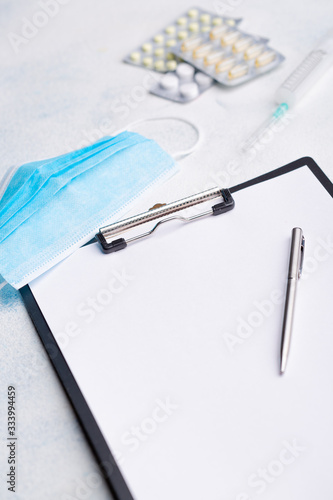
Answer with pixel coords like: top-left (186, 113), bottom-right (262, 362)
top-left (0, 131), bottom-right (177, 288)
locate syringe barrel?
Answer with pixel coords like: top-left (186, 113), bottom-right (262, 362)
top-left (275, 31), bottom-right (333, 107)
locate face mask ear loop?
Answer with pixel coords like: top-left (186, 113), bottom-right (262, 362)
top-left (124, 117), bottom-right (201, 161)
top-left (0, 165), bottom-right (19, 201)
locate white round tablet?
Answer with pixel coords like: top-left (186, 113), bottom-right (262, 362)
top-left (194, 72), bottom-right (213, 87)
top-left (160, 73), bottom-right (179, 91)
top-left (179, 82), bottom-right (199, 99)
top-left (176, 62), bottom-right (195, 81)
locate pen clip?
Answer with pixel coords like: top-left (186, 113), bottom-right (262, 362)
top-left (298, 235), bottom-right (305, 278)
top-left (288, 228), bottom-right (305, 280)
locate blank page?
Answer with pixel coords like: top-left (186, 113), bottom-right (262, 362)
top-left (30, 166), bottom-right (333, 499)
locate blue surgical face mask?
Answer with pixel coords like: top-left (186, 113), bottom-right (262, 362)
top-left (0, 131), bottom-right (177, 289)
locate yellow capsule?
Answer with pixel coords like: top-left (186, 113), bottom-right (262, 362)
top-left (226, 19), bottom-right (236, 26)
top-left (165, 25), bottom-right (176, 35)
top-left (181, 36), bottom-right (202, 52)
top-left (232, 36), bottom-right (252, 53)
top-left (204, 49), bottom-right (224, 66)
top-left (188, 8), bottom-right (199, 18)
top-left (189, 22), bottom-right (199, 32)
top-left (154, 47), bottom-right (164, 57)
top-left (177, 16), bottom-right (187, 25)
top-left (166, 51), bottom-right (175, 60)
top-left (143, 56), bottom-right (153, 67)
top-left (166, 60), bottom-right (177, 71)
top-left (178, 30), bottom-right (188, 40)
top-left (200, 13), bottom-right (211, 24)
top-left (215, 56), bottom-right (236, 73)
top-left (142, 43), bottom-right (152, 53)
top-left (193, 42), bottom-right (214, 59)
top-left (221, 30), bottom-right (241, 46)
top-left (166, 38), bottom-right (177, 47)
top-left (255, 50), bottom-right (276, 67)
top-left (154, 60), bottom-right (165, 71)
top-left (212, 17), bottom-right (223, 26)
top-left (201, 25), bottom-right (211, 33)
top-left (210, 24), bottom-right (228, 40)
top-left (130, 51), bottom-right (141, 62)
top-left (153, 34), bottom-right (164, 44)
top-left (244, 43), bottom-right (265, 60)
top-left (228, 62), bottom-right (249, 79)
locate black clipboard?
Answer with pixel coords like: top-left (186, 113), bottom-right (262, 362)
top-left (20, 157), bottom-right (333, 500)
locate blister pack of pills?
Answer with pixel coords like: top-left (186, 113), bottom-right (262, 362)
top-left (150, 63), bottom-right (213, 102)
top-left (123, 7), bottom-right (241, 73)
top-left (172, 27), bottom-right (285, 86)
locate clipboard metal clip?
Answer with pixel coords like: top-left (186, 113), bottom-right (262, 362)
top-left (95, 187), bottom-right (235, 254)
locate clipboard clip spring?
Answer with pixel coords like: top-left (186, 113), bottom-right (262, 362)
top-left (96, 187), bottom-right (235, 254)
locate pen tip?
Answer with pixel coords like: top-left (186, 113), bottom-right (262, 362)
top-left (280, 358), bottom-right (287, 375)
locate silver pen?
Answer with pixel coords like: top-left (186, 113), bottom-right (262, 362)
top-left (280, 227), bottom-right (305, 375)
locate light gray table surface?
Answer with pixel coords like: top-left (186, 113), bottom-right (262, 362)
top-left (1, 0), bottom-right (333, 498)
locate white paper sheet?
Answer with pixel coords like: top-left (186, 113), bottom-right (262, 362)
top-left (30, 166), bottom-right (333, 500)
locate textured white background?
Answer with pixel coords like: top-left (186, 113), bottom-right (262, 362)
top-left (0, 0), bottom-right (333, 499)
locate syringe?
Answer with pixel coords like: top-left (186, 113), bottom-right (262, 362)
top-left (240, 31), bottom-right (333, 153)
